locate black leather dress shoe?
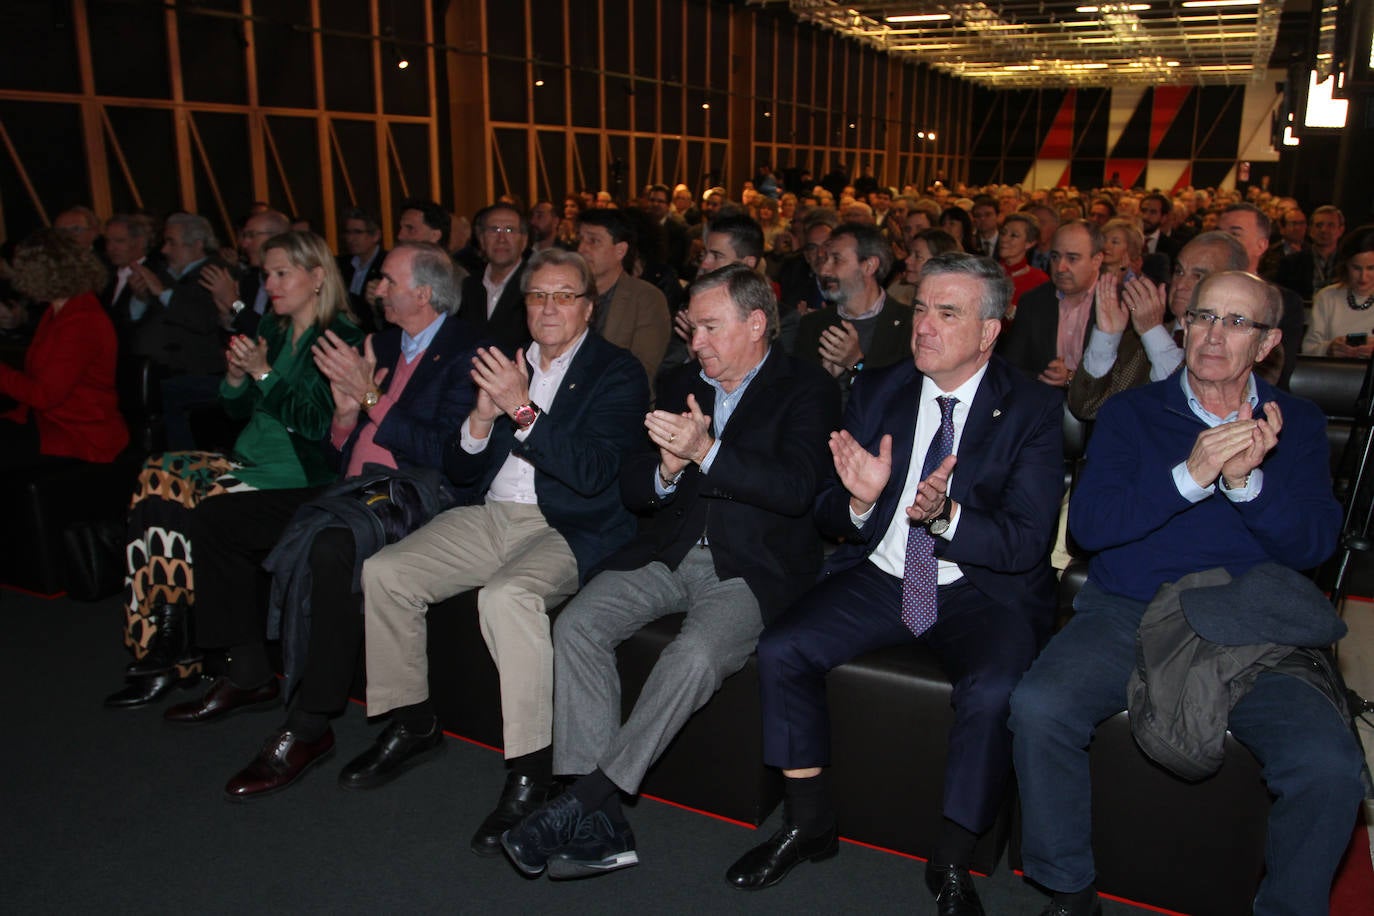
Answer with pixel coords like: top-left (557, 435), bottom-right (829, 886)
top-left (338, 718), bottom-right (443, 790)
top-left (224, 728), bottom-right (336, 800)
top-left (162, 676), bottom-right (280, 724)
top-left (103, 671), bottom-right (199, 709)
top-left (1038, 895), bottom-right (1102, 916)
top-left (924, 863), bottom-right (986, 916)
top-left (725, 823), bottom-right (838, 890)
top-left (471, 772), bottom-right (554, 858)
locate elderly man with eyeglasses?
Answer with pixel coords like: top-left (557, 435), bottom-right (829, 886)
top-left (1009, 270), bottom-right (1362, 916)
top-left (349, 247), bottom-right (650, 855)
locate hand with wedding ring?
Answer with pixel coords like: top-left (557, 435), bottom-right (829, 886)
top-left (646, 393), bottom-right (713, 480)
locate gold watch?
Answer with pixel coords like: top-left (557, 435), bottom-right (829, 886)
top-left (361, 388), bottom-right (381, 410)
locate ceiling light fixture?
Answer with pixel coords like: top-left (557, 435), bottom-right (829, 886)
top-left (1179, 0), bottom-right (1259, 7)
top-left (886, 14), bottom-right (952, 23)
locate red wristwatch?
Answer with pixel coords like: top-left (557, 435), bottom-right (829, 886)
top-left (512, 402), bottom-right (541, 429)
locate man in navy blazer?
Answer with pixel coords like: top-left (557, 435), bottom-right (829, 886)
top-left (726, 253), bottom-right (1063, 914)
top-left (501, 264), bottom-right (839, 881)
top-left (354, 248), bottom-right (649, 856)
top-left (167, 242), bottom-right (484, 799)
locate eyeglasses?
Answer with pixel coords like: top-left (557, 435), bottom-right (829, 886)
top-left (1184, 309), bottom-right (1273, 334)
top-left (524, 290), bottom-right (586, 306)
top-left (483, 225), bottom-right (521, 236)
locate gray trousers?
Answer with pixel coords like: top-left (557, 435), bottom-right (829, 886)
top-left (553, 548), bottom-right (764, 794)
top-left (362, 500), bottom-right (578, 758)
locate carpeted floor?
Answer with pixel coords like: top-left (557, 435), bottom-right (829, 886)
top-left (2, 588), bottom-right (1146, 916)
top-left (2, 588), bottom-right (1368, 915)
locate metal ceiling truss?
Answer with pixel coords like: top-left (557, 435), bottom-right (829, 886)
top-left (750, 1), bottom-right (1285, 89)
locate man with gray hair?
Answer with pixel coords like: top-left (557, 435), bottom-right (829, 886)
top-left (352, 246), bottom-right (648, 857)
top-left (503, 264), bottom-right (840, 880)
top-left (166, 241), bottom-right (486, 800)
top-left (199, 208), bottom-right (292, 339)
top-left (129, 212), bottom-right (230, 447)
top-left (725, 253), bottom-right (1063, 915)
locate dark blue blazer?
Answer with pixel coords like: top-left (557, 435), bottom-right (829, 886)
top-left (815, 354), bottom-right (1064, 635)
top-left (443, 331), bottom-right (649, 582)
top-left (324, 313), bottom-right (482, 473)
top-left (605, 348), bottom-right (841, 622)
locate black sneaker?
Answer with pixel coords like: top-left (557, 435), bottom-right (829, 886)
top-left (501, 792), bottom-right (585, 876)
top-left (546, 811), bottom-right (639, 879)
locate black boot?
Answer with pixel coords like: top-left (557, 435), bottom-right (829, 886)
top-left (126, 601), bottom-right (192, 677)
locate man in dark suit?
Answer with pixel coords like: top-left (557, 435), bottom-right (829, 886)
top-left (353, 248), bottom-right (649, 855)
top-left (337, 206), bottom-right (386, 331)
top-left (199, 209), bottom-right (291, 340)
top-left (502, 264), bottom-right (840, 880)
top-left (159, 242), bottom-right (483, 797)
top-left (796, 221), bottom-right (913, 383)
top-left (1277, 204), bottom-right (1344, 302)
top-left (726, 253), bottom-right (1063, 915)
top-left (458, 202), bottom-right (531, 353)
top-left (1140, 192), bottom-right (1180, 270)
top-left (101, 213), bottom-right (162, 338)
top-left (998, 219), bottom-right (1103, 390)
top-left (129, 211), bottom-right (231, 448)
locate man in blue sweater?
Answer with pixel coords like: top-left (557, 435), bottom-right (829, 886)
top-left (1009, 271), bottom-right (1363, 916)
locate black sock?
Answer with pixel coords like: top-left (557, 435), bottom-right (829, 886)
top-left (933, 819), bottom-right (979, 869)
top-left (570, 768), bottom-right (623, 821)
top-left (1052, 886), bottom-right (1099, 916)
top-left (225, 643), bottom-right (272, 689)
top-left (508, 745), bottom-right (553, 784)
top-left (283, 708), bottom-right (330, 743)
top-left (783, 772), bottom-right (834, 837)
top-left (393, 700), bottom-right (436, 732)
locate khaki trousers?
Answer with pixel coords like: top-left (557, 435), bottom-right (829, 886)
top-left (361, 500), bottom-right (579, 758)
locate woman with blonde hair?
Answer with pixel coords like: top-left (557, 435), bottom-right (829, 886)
top-left (1100, 218), bottom-right (1144, 279)
top-left (106, 230), bottom-right (363, 708)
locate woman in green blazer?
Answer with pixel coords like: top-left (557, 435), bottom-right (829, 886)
top-left (106, 230), bottom-right (363, 707)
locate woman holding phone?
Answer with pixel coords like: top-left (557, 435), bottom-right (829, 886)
top-left (1303, 225), bottom-right (1374, 358)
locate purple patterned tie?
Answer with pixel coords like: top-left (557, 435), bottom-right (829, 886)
top-left (900, 396), bottom-right (958, 636)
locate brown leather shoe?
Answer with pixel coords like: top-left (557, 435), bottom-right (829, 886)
top-left (224, 728), bottom-right (336, 800)
top-left (163, 676), bottom-right (280, 724)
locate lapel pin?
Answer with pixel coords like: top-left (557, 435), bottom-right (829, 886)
top-left (568, 382), bottom-right (577, 390)
top-left (992, 408), bottom-right (1002, 418)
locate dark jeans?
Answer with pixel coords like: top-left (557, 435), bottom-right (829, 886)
top-left (1009, 580), bottom-right (1364, 914)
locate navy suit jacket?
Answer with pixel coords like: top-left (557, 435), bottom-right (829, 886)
top-left (458, 259), bottom-right (532, 353)
top-left (604, 348), bottom-right (841, 622)
top-left (325, 313), bottom-right (483, 474)
top-left (443, 331), bottom-right (649, 582)
top-left (996, 280), bottom-right (1092, 384)
top-left (815, 354), bottom-right (1064, 635)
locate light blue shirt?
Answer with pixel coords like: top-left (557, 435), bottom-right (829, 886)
top-left (1171, 372), bottom-right (1263, 503)
top-left (401, 312), bottom-right (445, 364)
top-left (654, 347), bottom-right (772, 496)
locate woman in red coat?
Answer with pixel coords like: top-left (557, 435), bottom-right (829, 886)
top-left (0, 229), bottom-right (128, 469)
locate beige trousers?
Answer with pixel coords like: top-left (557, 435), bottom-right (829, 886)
top-left (361, 500), bottom-right (579, 758)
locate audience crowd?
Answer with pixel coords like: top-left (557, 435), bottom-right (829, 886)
top-left (1, 168), bottom-right (1368, 916)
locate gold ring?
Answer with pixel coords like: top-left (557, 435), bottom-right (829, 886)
top-left (669, 434), bottom-right (677, 442)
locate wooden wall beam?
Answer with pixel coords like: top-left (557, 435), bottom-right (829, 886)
top-left (446, 0), bottom-right (490, 221)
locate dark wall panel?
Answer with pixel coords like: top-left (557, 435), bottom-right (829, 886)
top-left (1155, 90), bottom-right (1199, 161)
top-left (1112, 89), bottom-right (1153, 159)
top-left (1196, 87), bottom-right (1243, 161)
top-left (190, 112), bottom-right (253, 241)
top-left (493, 128), bottom-right (529, 203)
top-left (264, 115), bottom-right (322, 232)
top-left (535, 131), bottom-right (568, 202)
top-left (178, 1), bottom-right (249, 105)
top-left (0, 2), bottom-right (80, 95)
top-left (104, 107), bottom-right (180, 220)
top-left (1075, 89), bottom-right (1110, 162)
top-left (391, 122), bottom-right (433, 203)
top-left (382, 0), bottom-right (433, 117)
top-left (254, 0), bottom-right (315, 110)
top-left (88, 0), bottom-right (169, 99)
top-left (0, 101), bottom-right (85, 239)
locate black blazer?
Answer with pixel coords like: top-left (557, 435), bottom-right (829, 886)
top-left (458, 259), bottom-right (531, 353)
top-left (816, 355), bottom-right (1063, 634)
top-left (1276, 248), bottom-right (1320, 302)
top-left (604, 348), bottom-right (841, 622)
top-left (338, 248), bottom-right (387, 333)
top-left (794, 295), bottom-right (913, 372)
top-left (996, 280), bottom-right (1092, 383)
top-left (324, 313), bottom-right (483, 473)
top-left (443, 331), bottom-right (649, 582)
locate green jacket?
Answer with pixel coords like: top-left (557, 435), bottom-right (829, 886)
top-left (219, 312), bottom-right (364, 489)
